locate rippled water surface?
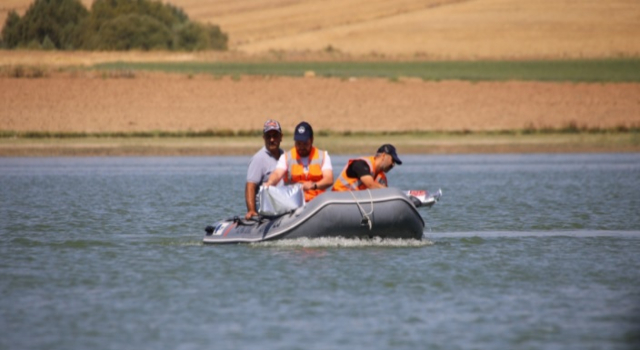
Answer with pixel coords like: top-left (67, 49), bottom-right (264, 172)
top-left (1, 154), bottom-right (639, 350)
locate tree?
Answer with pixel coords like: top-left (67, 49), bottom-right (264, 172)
top-left (174, 22), bottom-right (227, 51)
top-left (1, 0), bottom-right (228, 51)
top-left (205, 24), bottom-right (228, 51)
top-left (94, 14), bottom-right (172, 50)
top-left (12, 0), bottom-right (88, 49)
top-left (1, 10), bottom-right (22, 48)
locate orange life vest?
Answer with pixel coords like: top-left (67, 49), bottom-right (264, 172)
top-left (375, 172), bottom-right (388, 186)
top-left (332, 156), bottom-right (382, 192)
top-left (284, 146), bottom-right (326, 201)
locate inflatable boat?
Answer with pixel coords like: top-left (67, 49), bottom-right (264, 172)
top-left (203, 187), bottom-right (441, 244)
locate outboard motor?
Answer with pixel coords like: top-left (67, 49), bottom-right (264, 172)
top-left (404, 189), bottom-right (442, 208)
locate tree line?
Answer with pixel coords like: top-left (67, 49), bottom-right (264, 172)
top-left (1, 0), bottom-right (228, 51)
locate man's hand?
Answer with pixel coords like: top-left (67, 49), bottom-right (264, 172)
top-left (301, 181), bottom-right (315, 191)
top-left (359, 175), bottom-right (385, 189)
top-left (245, 210), bottom-right (258, 220)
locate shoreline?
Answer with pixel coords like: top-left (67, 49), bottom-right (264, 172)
top-left (2, 133), bottom-right (638, 156)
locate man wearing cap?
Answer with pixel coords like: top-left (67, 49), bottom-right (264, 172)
top-left (332, 144), bottom-right (402, 192)
top-left (245, 119), bottom-right (284, 219)
top-left (265, 121), bottom-right (334, 202)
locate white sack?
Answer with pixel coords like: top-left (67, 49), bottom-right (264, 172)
top-left (259, 185), bottom-right (305, 216)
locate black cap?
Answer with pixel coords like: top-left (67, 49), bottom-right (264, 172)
top-left (294, 121), bottom-right (313, 141)
top-left (377, 144), bottom-right (402, 165)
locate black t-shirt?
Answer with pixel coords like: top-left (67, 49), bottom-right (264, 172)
top-left (346, 160), bottom-right (372, 179)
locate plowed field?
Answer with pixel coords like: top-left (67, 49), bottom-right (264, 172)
top-left (1, 72), bottom-right (639, 134)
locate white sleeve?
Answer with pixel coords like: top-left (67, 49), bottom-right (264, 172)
top-left (322, 151), bottom-right (333, 171)
top-left (276, 153), bottom-right (287, 170)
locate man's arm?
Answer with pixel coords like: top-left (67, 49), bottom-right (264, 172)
top-left (358, 174), bottom-right (385, 189)
top-left (301, 151), bottom-right (334, 191)
top-left (245, 182), bottom-right (259, 219)
top-left (317, 168), bottom-right (334, 189)
top-left (265, 154), bottom-right (287, 186)
top-left (265, 167), bottom-right (286, 186)
top-left (349, 160), bottom-right (385, 189)
top-left (317, 151), bottom-right (334, 190)
top-left (245, 154), bottom-right (264, 219)
top-left (302, 168), bottom-right (334, 191)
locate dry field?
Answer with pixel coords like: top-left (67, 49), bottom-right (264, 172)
top-left (1, 0), bottom-right (639, 155)
top-left (2, 0), bottom-right (640, 58)
top-left (1, 72), bottom-right (639, 133)
top-left (1, 67), bottom-right (639, 155)
top-left (200, 0), bottom-right (640, 59)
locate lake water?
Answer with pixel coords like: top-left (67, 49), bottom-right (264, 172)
top-left (1, 154), bottom-right (639, 350)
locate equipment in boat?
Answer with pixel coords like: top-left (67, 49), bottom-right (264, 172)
top-left (203, 187), bottom-right (441, 244)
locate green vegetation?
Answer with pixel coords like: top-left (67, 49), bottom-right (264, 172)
top-left (0, 65), bottom-right (49, 78)
top-left (92, 59), bottom-right (640, 82)
top-left (1, 125), bottom-right (638, 140)
top-left (1, 0), bottom-right (227, 51)
top-left (2, 131), bottom-right (639, 156)
top-left (0, 129), bottom-right (256, 138)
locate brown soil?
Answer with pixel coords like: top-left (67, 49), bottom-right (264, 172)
top-left (1, 71), bottom-right (639, 135)
top-left (1, 1), bottom-right (638, 155)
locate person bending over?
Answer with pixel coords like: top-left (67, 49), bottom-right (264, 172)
top-left (332, 144), bottom-right (402, 192)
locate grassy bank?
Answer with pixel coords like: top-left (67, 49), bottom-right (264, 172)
top-left (2, 125), bottom-right (639, 139)
top-left (91, 59), bottom-right (640, 82)
top-left (1, 132), bottom-right (638, 156)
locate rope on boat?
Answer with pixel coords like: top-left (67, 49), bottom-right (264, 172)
top-left (349, 189), bottom-right (374, 230)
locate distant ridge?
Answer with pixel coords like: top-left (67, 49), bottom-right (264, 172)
top-left (2, 0), bottom-right (640, 58)
top-left (170, 0), bottom-right (640, 59)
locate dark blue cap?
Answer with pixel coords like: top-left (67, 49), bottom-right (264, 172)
top-left (377, 144), bottom-right (402, 165)
top-left (294, 121), bottom-right (313, 142)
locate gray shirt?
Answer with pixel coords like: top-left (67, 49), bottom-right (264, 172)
top-left (246, 146), bottom-right (283, 185)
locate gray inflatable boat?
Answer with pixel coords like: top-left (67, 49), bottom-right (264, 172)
top-left (203, 187), bottom-right (441, 244)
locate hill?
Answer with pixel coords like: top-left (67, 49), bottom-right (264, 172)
top-left (2, 0), bottom-right (640, 58)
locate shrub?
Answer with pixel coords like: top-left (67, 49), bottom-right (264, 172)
top-left (1, 0), bottom-right (227, 51)
top-left (174, 22), bottom-right (209, 51)
top-left (1, 10), bottom-right (21, 48)
top-left (1, 0), bottom-right (89, 49)
top-left (205, 24), bottom-right (228, 51)
top-left (174, 22), bottom-right (228, 51)
top-left (94, 14), bottom-right (172, 50)
top-left (1, 65), bottom-right (49, 78)
top-left (41, 35), bottom-right (56, 50)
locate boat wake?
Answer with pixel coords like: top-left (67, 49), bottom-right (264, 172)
top-left (250, 236), bottom-right (435, 248)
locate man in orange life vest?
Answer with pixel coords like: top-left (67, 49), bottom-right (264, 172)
top-left (265, 121), bottom-right (334, 202)
top-left (332, 144), bottom-right (402, 192)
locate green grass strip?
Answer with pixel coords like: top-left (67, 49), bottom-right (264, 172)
top-left (2, 127), bottom-right (638, 139)
top-left (92, 59), bottom-right (640, 82)
top-left (0, 130), bottom-right (258, 138)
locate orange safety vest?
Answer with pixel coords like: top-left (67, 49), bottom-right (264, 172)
top-left (284, 146), bottom-right (326, 201)
top-left (332, 156), bottom-right (382, 192)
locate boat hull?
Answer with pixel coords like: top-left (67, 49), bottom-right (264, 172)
top-left (203, 187), bottom-right (425, 244)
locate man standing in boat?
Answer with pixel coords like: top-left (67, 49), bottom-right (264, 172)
top-left (264, 121), bottom-right (334, 202)
top-left (332, 144), bottom-right (402, 191)
top-left (245, 119), bottom-right (284, 219)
